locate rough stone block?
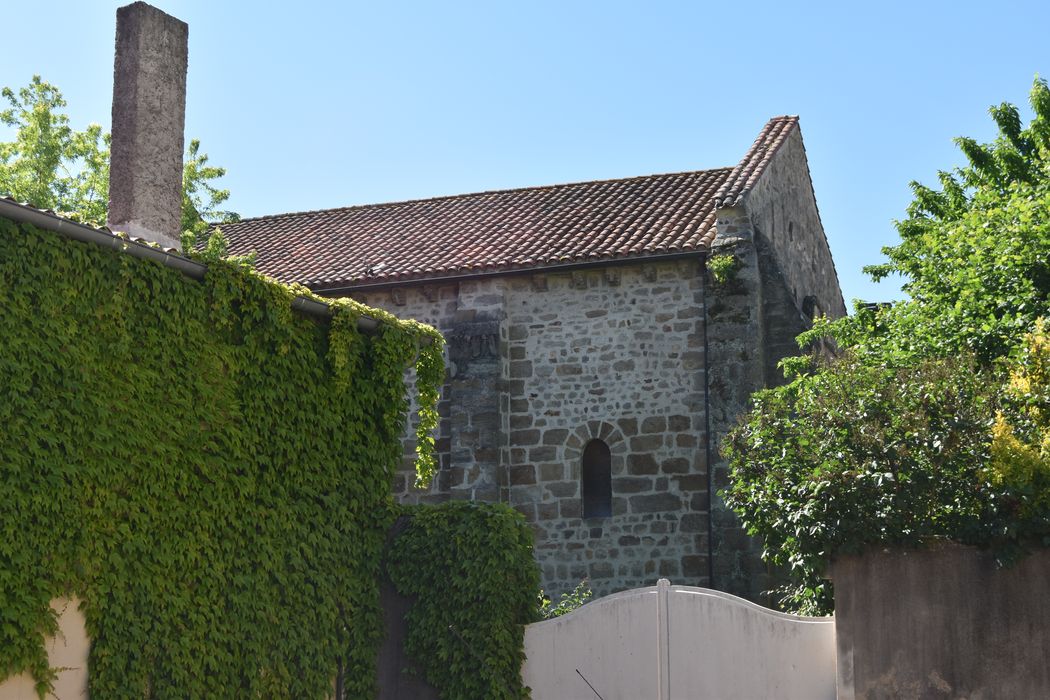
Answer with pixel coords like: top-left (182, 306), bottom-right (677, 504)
top-left (674, 474), bottom-right (707, 492)
top-left (509, 360), bottom-right (533, 378)
top-left (640, 416), bottom-right (666, 433)
top-left (630, 493), bottom-right (680, 513)
top-left (538, 463), bottom-right (564, 481)
top-left (108, 2), bottom-right (188, 248)
top-left (659, 559), bottom-right (680, 577)
top-left (536, 501), bottom-right (558, 521)
top-left (542, 428), bottom-right (569, 445)
top-left (510, 465), bottom-right (536, 485)
top-left (510, 414), bottom-right (533, 430)
top-left (617, 418), bottom-right (638, 437)
top-left (661, 458), bottom-right (690, 474)
top-left (547, 481), bottom-right (578, 498)
top-left (529, 446), bottom-right (558, 462)
top-left (627, 454), bottom-right (659, 475)
top-left (630, 435), bottom-right (663, 451)
top-left (681, 555), bottom-right (706, 579)
top-left (510, 429), bottom-right (541, 446)
top-left (559, 500), bottom-right (581, 519)
top-left (676, 434), bottom-right (698, 448)
top-left (612, 477), bottom-right (653, 494)
top-left (513, 503), bottom-right (536, 522)
top-left (681, 352), bottom-right (705, 370)
top-left (680, 513), bottom-right (706, 533)
top-left (668, 415), bottom-right (691, 431)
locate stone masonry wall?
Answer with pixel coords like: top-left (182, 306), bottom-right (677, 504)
top-left (353, 280), bottom-right (508, 504)
top-left (705, 152), bottom-right (846, 603)
top-left (347, 139), bottom-right (845, 604)
top-left (502, 262), bottom-right (708, 598)
top-left (351, 260), bottom-right (710, 599)
top-left (704, 208), bottom-right (771, 602)
top-left (747, 126), bottom-right (847, 320)
top-left (701, 127), bottom-right (847, 603)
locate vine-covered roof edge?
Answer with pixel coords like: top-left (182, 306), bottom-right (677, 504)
top-left (0, 196), bottom-right (431, 341)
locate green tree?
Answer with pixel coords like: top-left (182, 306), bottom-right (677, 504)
top-left (723, 77), bottom-right (1050, 614)
top-left (0, 75), bottom-right (238, 241)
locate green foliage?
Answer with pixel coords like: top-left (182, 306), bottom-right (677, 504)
top-left (0, 75), bottom-right (237, 238)
top-left (0, 214), bottom-right (443, 697)
top-left (723, 77), bottom-right (1050, 614)
top-left (181, 138), bottom-right (240, 243)
top-left (386, 502), bottom-right (541, 700)
top-left (538, 579), bottom-right (592, 619)
top-left (0, 76), bottom-right (109, 224)
top-left (723, 355), bottom-right (999, 615)
top-left (818, 77), bottom-right (1050, 365)
top-left (986, 321), bottom-right (1050, 538)
top-left (706, 253), bottom-right (739, 285)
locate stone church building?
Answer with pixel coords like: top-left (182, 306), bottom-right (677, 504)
top-left (219, 116), bottom-right (846, 601)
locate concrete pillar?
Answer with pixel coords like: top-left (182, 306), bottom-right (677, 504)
top-left (107, 2), bottom-right (188, 250)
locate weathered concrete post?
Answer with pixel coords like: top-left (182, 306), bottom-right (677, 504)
top-left (832, 544), bottom-right (1050, 699)
top-left (107, 1), bottom-right (188, 250)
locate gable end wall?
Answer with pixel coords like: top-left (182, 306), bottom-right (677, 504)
top-left (746, 126), bottom-right (847, 320)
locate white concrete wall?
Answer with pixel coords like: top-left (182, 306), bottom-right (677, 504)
top-left (522, 580), bottom-right (835, 700)
top-left (0, 598), bottom-right (89, 700)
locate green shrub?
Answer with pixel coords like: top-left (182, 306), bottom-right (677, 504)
top-left (386, 502), bottom-right (540, 699)
top-left (539, 579), bottom-right (592, 619)
top-left (722, 354), bottom-right (999, 614)
top-left (706, 253), bottom-right (739, 285)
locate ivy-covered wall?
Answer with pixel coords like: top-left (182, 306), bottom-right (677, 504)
top-left (387, 502), bottom-right (540, 700)
top-left (0, 215), bottom-right (443, 698)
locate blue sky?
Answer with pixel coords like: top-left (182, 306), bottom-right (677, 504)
top-left (4, 1), bottom-right (1047, 304)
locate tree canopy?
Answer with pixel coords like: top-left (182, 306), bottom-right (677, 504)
top-left (0, 75), bottom-right (237, 243)
top-left (723, 77), bottom-right (1050, 614)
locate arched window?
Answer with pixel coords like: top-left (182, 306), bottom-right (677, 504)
top-left (582, 439), bottom-right (612, 518)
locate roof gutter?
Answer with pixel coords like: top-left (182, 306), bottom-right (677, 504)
top-left (0, 199), bottom-right (378, 333)
top-left (311, 249), bottom-right (710, 296)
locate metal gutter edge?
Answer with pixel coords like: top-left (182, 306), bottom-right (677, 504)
top-left (311, 249), bottom-right (709, 296)
top-left (0, 199), bottom-right (379, 333)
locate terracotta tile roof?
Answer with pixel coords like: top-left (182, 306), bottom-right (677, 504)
top-left (715, 116), bottom-right (799, 208)
top-left (218, 116), bottom-right (799, 290)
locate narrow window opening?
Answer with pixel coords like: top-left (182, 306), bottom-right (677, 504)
top-left (582, 439), bottom-right (612, 518)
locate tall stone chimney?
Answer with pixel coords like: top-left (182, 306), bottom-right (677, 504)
top-left (107, 2), bottom-right (188, 250)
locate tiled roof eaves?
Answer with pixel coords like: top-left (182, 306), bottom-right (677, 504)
top-left (311, 247), bottom-right (710, 294)
top-left (228, 169), bottom-right (731, 227)
top-left (713, 116), bottom-right (800, 208)
top-left (219, 167), bottom-right (732, 289)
